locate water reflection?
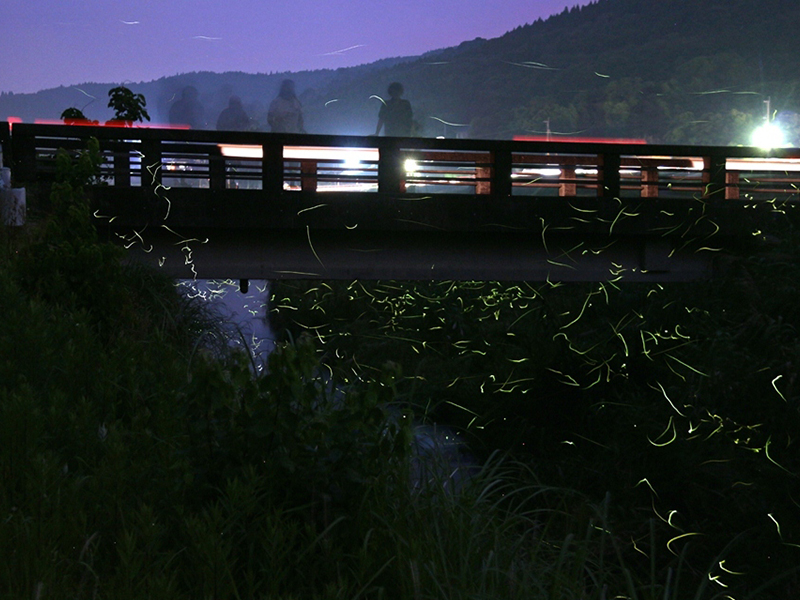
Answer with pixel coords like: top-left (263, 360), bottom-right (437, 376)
top-left (177, 278), bottom-right (479, 483)
top-left (176, 279), bottom-right (275, 369)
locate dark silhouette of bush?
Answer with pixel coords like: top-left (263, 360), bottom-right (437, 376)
top-left (107, 86), bottom-right (150, 126)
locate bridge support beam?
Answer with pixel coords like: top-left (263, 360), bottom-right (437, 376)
top-left (117, 227), bottom-right (715, 283)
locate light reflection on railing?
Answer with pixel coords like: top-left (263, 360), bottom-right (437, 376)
top-left (89, 142), bottom-right (800, 199)
top-left (6, 122), bottom-right (800, 201)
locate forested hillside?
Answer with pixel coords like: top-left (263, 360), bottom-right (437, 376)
top-left (305, 0), bottom-right (800, 143)
top-left (2, 0), bottom-right (799, 144)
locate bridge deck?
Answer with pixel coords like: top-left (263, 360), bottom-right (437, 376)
top-left (3, 122), bottom-right (799, 281)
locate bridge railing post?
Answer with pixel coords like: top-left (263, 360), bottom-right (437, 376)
top-left (0, 122), bottom-right (9, 169)
top-left (490, 150), bottom-right (512, 198)
top-left (300, 160), bottom-right (317, 192)
top-left (378, 143), bottom-right (404, 194)
top-left (703, 155), bottom-right (728, 199)
top-left (111, 141), bottom-right (131, 187)
top-left (262, 142), bottom-right (283, 196)
top-left (599, 152), bottom-right (621, 198)
top-left (141, 139), bottom-right (162, 187)
top-left (559, 165), bottom-right (577, 196)
top-left (209, 146), bottom-right (226, 190)
top-left (476, 161), bottom-right (491, 195)
top-left (641, 165), bottom-right (659, 198)
top-left (725, 171), bottom-right (740, 200)
top-left (10, 127), bottom-right (36, 183)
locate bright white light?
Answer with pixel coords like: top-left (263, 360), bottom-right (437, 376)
top-left (220, 144), bottom-right (262, 159)
top-left (343, 156), bottom-right (362, 169)
top-left (404, 159), bottom-right (418, 172)
top-left (218, 145), bottom-right (380, 163)
top-left (286, 146), bottom-right (377, 163)
top-left (727, 158), bottom-right (800, 172)
top-left (515, 167), bottom-right (562, 177)
top-left (537, 168), bottom-right (562, 177)
top-left (751, 123), bottom-right (786, 149)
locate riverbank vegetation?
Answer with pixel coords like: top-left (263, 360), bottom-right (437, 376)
top-left (269, 230), bottom-right (800, 595)
top-left (2, 142), bottom-right (799, 598)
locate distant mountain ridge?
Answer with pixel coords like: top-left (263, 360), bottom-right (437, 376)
top-left (2, 0), bottom-right (799, 144)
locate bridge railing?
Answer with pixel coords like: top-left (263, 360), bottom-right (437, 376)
top-left (4, 122), bottom-right (800, 202)
top-left (0, 121), bottom-right (9, 167)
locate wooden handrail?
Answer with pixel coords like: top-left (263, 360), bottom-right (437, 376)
top-left (0, 121), bottom-right (9, 167)
top-left (4, 122), bottom-right (800, 202)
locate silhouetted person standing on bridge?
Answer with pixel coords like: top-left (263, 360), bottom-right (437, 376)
top-left (169, 86), bottom-right (206, 129)
top-left (216, 95), bottom-right (251, 131)
top-left (375, 82), bottom-right (413, 137)
top-left (268, 80), bottom-right (305, 133)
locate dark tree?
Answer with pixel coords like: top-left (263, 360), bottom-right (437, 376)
top-left (107, 86), bottom-right (150, 126)
top-left (60, 107), bottom-right (98, 125)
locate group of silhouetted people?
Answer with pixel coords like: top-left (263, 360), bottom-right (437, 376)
top-left (168, 79), bottom-right (413, 136)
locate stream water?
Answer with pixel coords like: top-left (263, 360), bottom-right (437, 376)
top-left (176, 278), bottom-right (276, 369)
top-left (178, 278), bottom-right (478, 489)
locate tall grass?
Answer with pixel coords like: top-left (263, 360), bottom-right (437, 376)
top-left (268, 252), bottom-right (800, 596)
top-left (3, 139), bottom-right (798, 598)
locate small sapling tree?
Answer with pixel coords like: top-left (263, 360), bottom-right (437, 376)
top-left (107, 86), bottom-right (150, 126)
top-left (60, 107), bottom-right (99, 125)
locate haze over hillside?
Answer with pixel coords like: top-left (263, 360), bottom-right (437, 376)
top-left (2, 0), bottom-right (799, 145)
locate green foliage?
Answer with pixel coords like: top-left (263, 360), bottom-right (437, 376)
top-left (269, 242), bottom-right (800, 596)
top-left (58, 86), bottom-right (150, 127)
top-left (12, 138), bottom-right (131, 338)
top-left (0, 234), bottom-right (606, 599)
top-left (0, 145), bottom-right (409, 597)
top-left (107, 86), bottom-right (150, 126)
top-left (5, 136), bottom-right (800, 597)
top-left (60, 106), bottom-right (86, 121)
top-left (512, 96), bottom-right (581, 136)
top-left (60, 107), bottom-right (98, 125)
top-left (175, 334), bottom-right (411, 513)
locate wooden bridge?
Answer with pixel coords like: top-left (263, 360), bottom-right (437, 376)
top-left (3, 121), bottom-right (799, 281)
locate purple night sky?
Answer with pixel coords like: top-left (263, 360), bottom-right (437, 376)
top-left (3, 0), bottom-right (589, 95)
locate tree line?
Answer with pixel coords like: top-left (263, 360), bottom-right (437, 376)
top-left (4, 0), bottom-right (799, 145)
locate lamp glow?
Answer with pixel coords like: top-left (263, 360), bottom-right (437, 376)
top-left (751, 123), bottom-right (786, 149)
